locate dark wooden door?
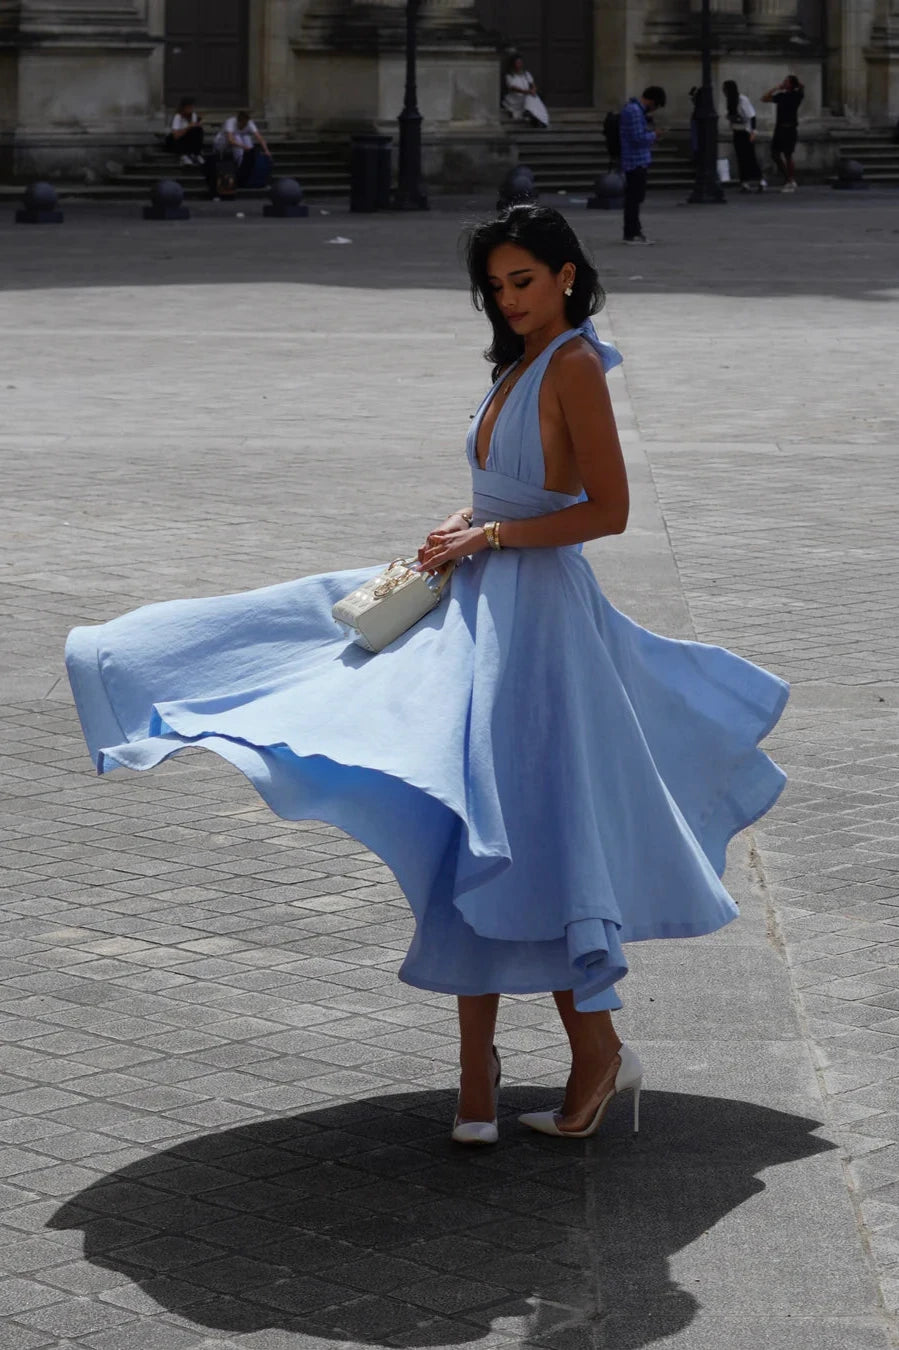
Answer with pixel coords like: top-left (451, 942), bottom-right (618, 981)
top-left (476, 0), bottom-right (593, 108)
top-left (164, 0), bottom-right (250, 109)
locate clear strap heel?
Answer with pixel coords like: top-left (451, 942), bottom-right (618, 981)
top-left (519, 1043), bottom-right (644, 1138)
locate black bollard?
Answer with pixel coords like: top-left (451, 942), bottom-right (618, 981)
top-left (16, 182), bottom-right (63, 224)
top-left (143, 179), bottom-right (190, 220)
top-left (832, 158), bottom-right (868, 191)
top-left (587, 171), bottom-right (625, 210)
top-left (497, 165), bottom-right (537, 213)
top-left (263, 177), bottom-right (309, 218)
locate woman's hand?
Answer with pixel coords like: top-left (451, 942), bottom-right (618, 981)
top-left (418, 526), bottom-right (488, 573)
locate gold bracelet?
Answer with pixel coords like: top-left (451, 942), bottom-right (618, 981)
top-left (483, 520), bottom-right (503, 551)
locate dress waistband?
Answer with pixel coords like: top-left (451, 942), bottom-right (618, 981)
top-left (471, 467), bottom-right (581, 525)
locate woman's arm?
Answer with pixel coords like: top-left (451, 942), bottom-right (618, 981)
top-left (419, 345), bottom-right (628, 567)
top-left (254, 128), bottom-right (272, 156)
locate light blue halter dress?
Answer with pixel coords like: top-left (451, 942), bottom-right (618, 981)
top-left (65, 321), bottom-right (788, 1012)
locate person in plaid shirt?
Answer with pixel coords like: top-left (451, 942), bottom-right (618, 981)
top-left (620, 86), bottom-right (666, 244)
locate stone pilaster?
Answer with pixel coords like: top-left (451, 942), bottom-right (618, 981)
top-left (866, 0), bottom-right (899, 121)
top-left (827, 0), bottom-right (876, 117)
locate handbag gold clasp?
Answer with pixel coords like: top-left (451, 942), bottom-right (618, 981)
top-left (372, 558), bottom-right (415, 599)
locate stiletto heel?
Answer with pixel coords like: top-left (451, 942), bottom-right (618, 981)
top-left (452, 1045), bottom-right (501, 1145)
top-left (519, 1043), bottom-right (644, 1139)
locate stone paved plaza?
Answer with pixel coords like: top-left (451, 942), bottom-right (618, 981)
top-left (1, 188), bottom-right (898, 1350)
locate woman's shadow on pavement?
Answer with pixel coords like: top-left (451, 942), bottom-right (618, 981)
top-left (49, 1086), bottom-right (835, 1350)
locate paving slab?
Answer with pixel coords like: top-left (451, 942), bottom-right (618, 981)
top-left (1, 192), bottom-right (897, 1347)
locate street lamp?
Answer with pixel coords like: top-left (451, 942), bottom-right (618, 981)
top-left (394, 0), bottom-right (429, 210)
top-left (687, 0), bottom-right (726, 204)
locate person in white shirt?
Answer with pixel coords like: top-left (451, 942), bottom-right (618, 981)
top-left (501, 55), bottom-right (550, 129)
top-left (722, 80), bottom-right (766, 193)
top-left (165, 96), bottom-right (205, 167)
top-left (213, 110), bottom-right (273, 186)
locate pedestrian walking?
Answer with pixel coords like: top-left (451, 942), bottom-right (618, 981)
top-left (164, 96), bottom-right (205, 166)
top-left (723, 80), bottom-right (766, 192)
top-left (65, 204), bottom-right (788, 1146)
top-left (763, 74), bottom-right (804, 192)
top-left (619, 86), bottom-right (666, 244)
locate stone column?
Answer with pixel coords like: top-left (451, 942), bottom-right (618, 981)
top-left (831, 0), bottom-right (876, 117)
top-left (866, 0), bottom-right (899, 122)
top-left (253, 0), bottom-right (293, 125)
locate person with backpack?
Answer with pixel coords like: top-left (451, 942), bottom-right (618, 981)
top-left (619, 86), bottom-right (666, 245)
top-left (722, 80), bottom-right (766, 193)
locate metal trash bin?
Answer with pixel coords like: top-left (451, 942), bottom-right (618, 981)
top-left (350, 134), bottom-right (392, 212)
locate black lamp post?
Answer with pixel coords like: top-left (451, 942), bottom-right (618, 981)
top-left (687, 0), bottom-right (726, 204)
top-left (394, 0), bottom-right (429, 210)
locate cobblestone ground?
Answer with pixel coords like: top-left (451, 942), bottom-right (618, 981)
top-left (1, 191), bottom-right (897, 1350)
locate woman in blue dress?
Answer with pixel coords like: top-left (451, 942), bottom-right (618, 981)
top-left (65, 206), bottom-right (788, 1147)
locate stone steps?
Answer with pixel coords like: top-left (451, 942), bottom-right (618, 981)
top-left (834, 131), bottom-right (899, 183)
top-left (505, 109), bottom-right (696, 191)
top-left (509, 135), bottom-right (696, 192)
top-left (107, 135), bottom-right (353, 200)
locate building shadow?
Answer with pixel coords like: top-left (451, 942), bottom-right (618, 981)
top-left (48, 1087), bottom-right (835, 1349)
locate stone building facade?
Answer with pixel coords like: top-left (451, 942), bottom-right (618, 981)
top-left (1, 1), bottom-right (897, 182)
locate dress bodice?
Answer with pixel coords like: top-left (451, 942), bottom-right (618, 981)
top-left (466, 320), bottom-right (623, 525)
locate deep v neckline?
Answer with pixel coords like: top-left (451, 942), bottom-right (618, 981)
top-left (474, 358), bottom-right (524, 472)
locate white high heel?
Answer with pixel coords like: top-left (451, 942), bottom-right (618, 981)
top-left (519, 1043), bottom-right (643, 1138)
top-left (452, 1046), bottom-right (501, 1146)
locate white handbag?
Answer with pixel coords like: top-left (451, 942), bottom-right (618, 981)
top-left (332, 558), bottom-right (454, 653)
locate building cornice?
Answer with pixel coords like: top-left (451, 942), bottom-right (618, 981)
top-left (638, 12), bottom-right (821, 60)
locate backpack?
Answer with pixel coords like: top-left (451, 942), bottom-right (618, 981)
top-left (603, 110), bottom-right (621, 164)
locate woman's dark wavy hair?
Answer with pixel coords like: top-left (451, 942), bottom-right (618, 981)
top-left (465, 205), bottom-right (605, 377)
top-left (723, 79), bottom-right (740, 122)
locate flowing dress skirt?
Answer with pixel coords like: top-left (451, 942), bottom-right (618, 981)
top-left (66, 538), bottom-right (788, 1012)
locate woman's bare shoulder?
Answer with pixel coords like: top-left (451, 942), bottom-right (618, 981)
top-left (548, 336), bottom-right (607, 388)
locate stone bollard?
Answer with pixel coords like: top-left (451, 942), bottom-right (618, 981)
top-left (263, 177), bottom-right (309, 218)
top-left (143, 179), bottom-right (190, 220)
top-left (831, 158), bottom-right (868, 191)
top-left (16, 182), bottom-right (63, 224)
top-left (497, 165), bottom-right (537, 213)
top-left (587, 172), bottom-right (625, 211)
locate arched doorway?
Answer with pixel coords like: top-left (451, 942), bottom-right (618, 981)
top-left (164, 0), bottom-right (250, 109)
top-left (475, 0), bottom-right (593, 108)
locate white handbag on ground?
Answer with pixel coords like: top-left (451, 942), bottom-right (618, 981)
top-left (332, 558), bottom-right (454, 653)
